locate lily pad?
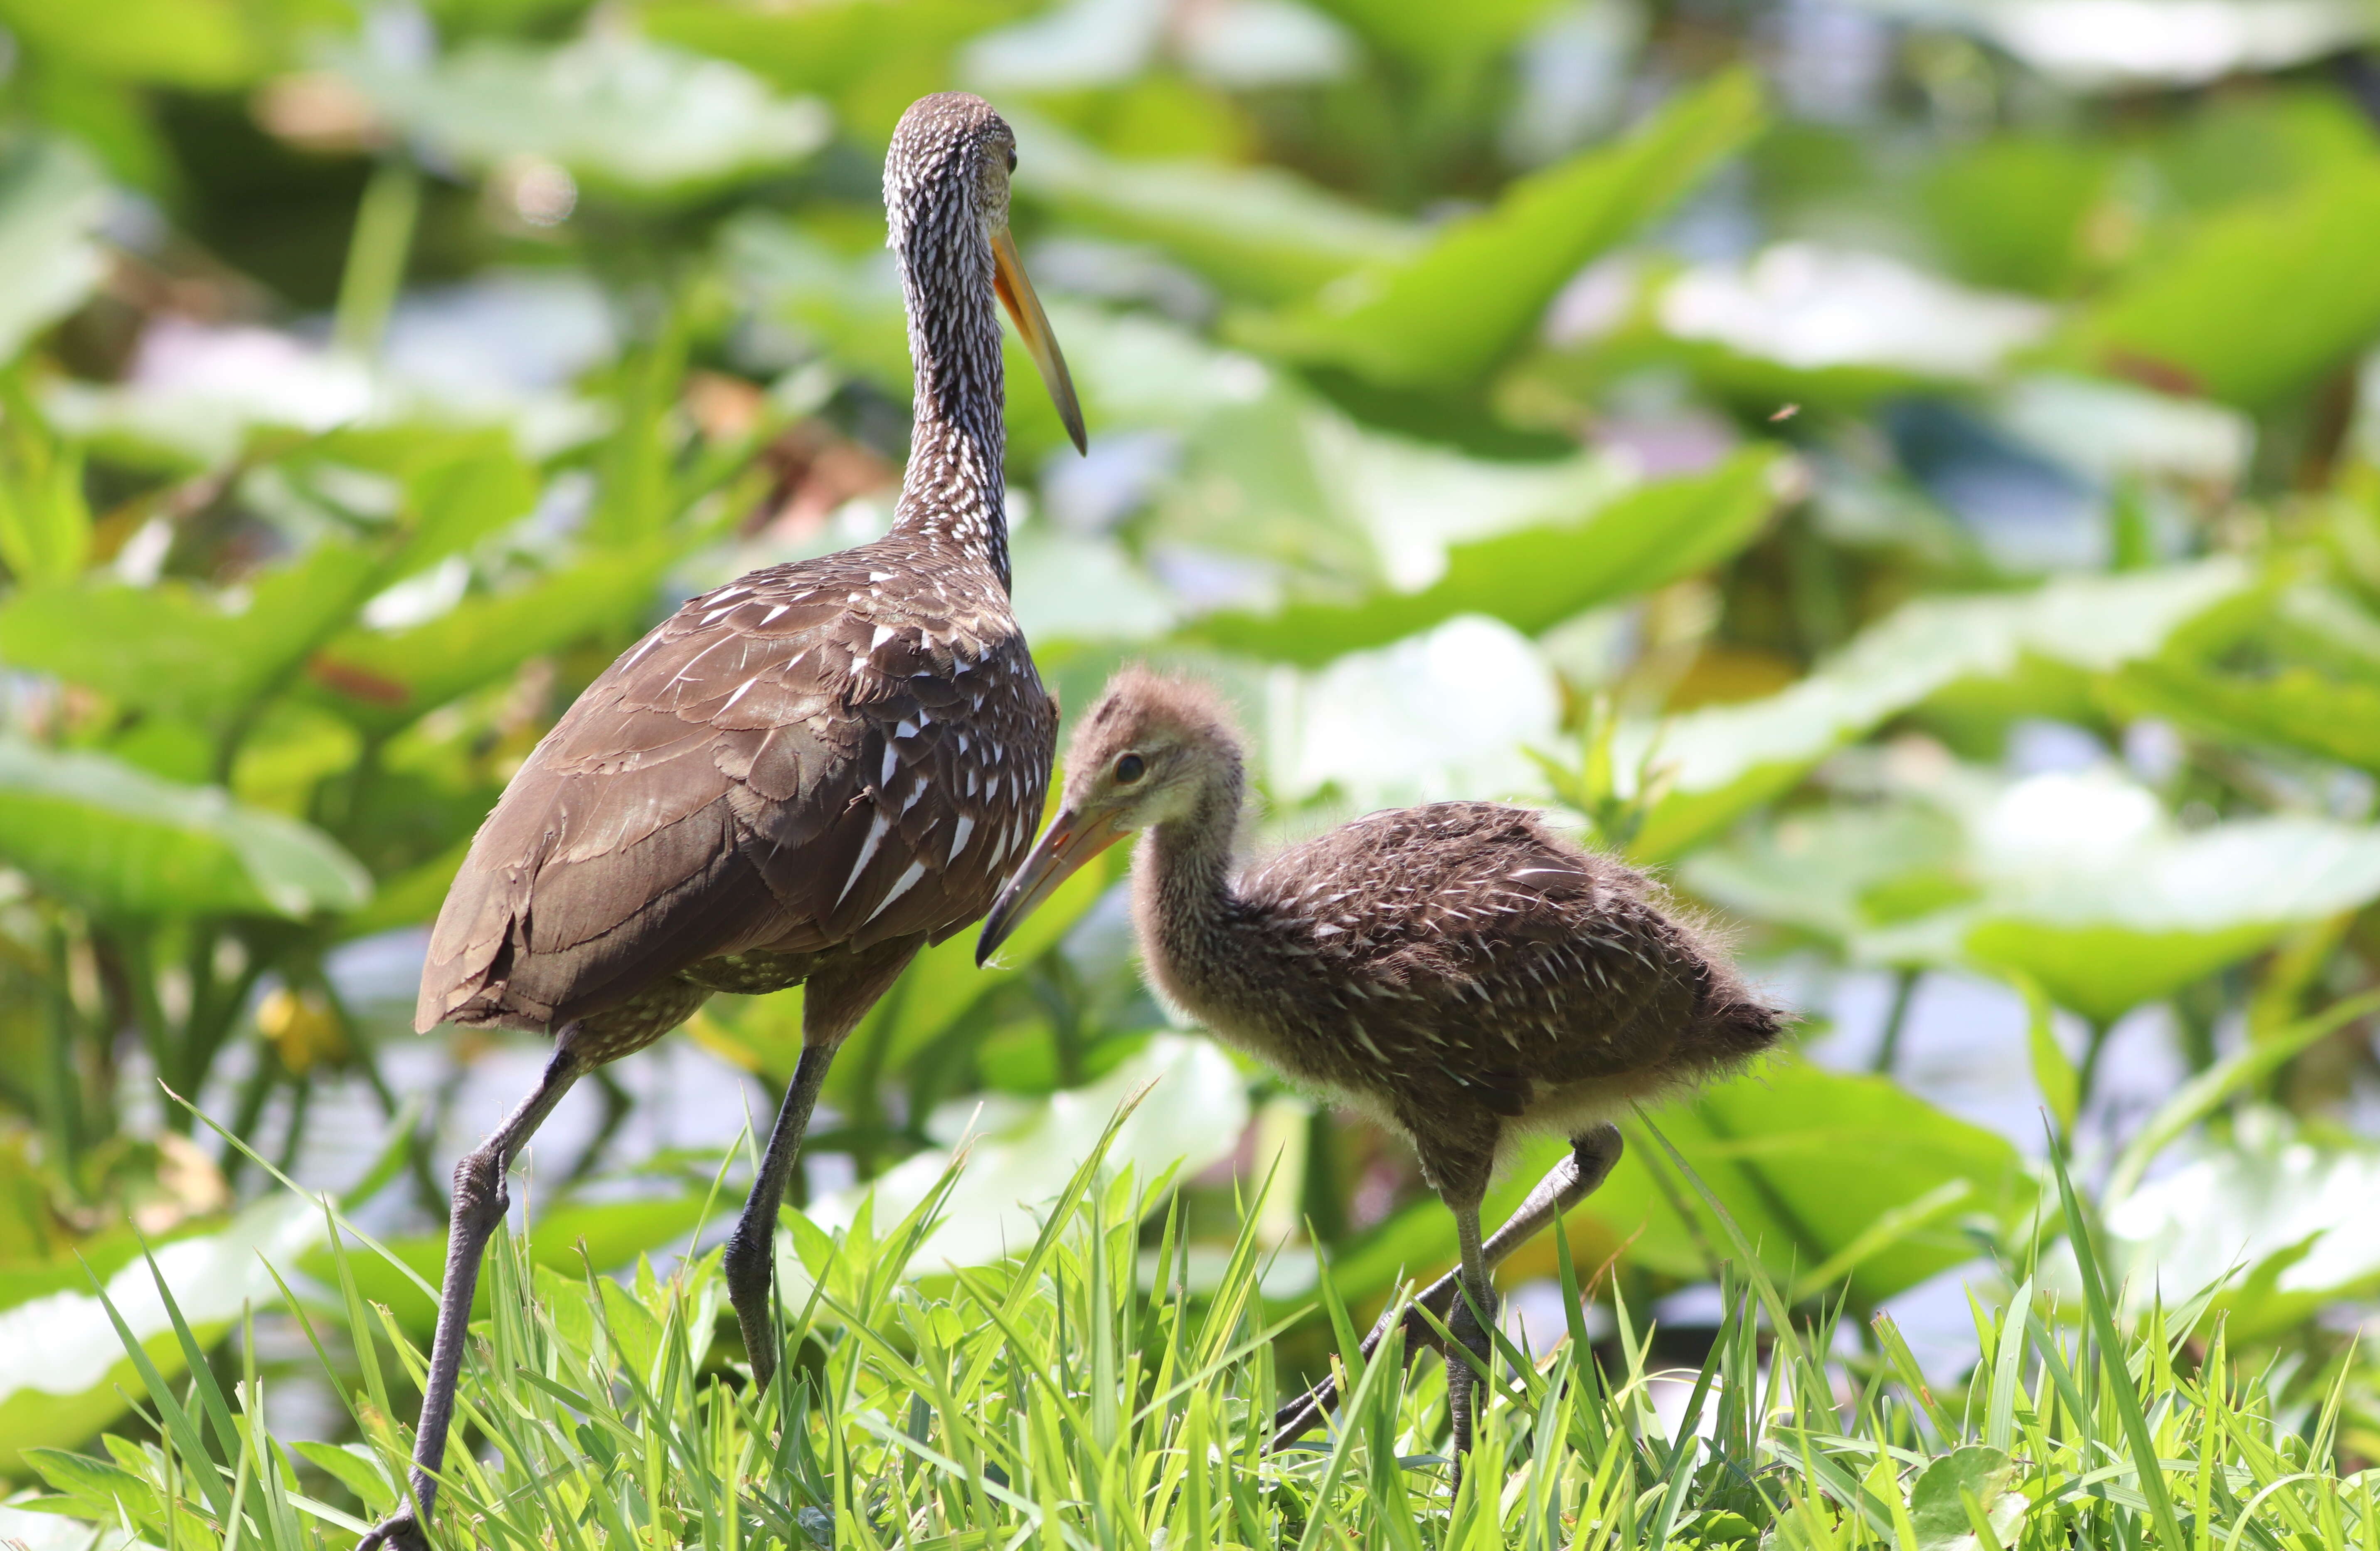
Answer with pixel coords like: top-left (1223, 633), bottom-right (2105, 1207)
top-left (1266, 614), bottom-right (1561, 808)
top-left (1964, 815), bottom-right (2380, 1025)
top-left (1622, 557), bottom-right (2249, 858)
top-left (0, 539), bottom-right (384, 732)
top-left (0, 137), bottom-right (112, 365)
top-left (2064, 163), bottom-right (2380, 407)
top-left (345, 34), bottom-right (831, 195)
top-left (0, 739), bottom-right (369, 920)
top-left (1317, 1055), bottom-right (2030, 1312)
top-left (1190, 446), bottom-right (1783, 666)
top-left (0, 1194), bottom-right (321, 1469)
top-left (1658, 244), bottom-right (2052, 381)
top-left (1012, 113), bottom-right (1420, 301)
top-left (795, 1034), bottom-right (1248, 1280)
top-left (1680, 800), bottom-right (1971, 954)
top-left (2106, 657), bottom-right (2380, 774)
top-left (1238, 68), bottom-right (1764, 390)
top-left (2105, 1108), bottom-right (2380, 1336)
top-left (1852, 0), bottom-right (2372, 90)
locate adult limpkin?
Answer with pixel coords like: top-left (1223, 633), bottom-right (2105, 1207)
top-left (977, 670), bottom-right (1779, 1480)
top-left (359, 92), bottom-right (1084, 1551)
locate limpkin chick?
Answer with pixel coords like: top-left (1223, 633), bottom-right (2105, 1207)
top-left (977, 670), bottom-right (1780, 1477)
top-left (360, 92), bottom-right (1082, 1551)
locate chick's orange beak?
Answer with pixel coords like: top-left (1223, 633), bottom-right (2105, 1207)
top-left (991, 227), bottom-right (1088, 455)
top-left (976, 809), bottom-right (1127, 964)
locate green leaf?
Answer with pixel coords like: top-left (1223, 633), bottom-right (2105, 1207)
top-left (2020, 976), bottom-right (2079, 1139)
top-left (0, 413), bottom-right (91, 586)
top-left (0, 1194), bottom-right (321, 1470)
top-left (0, 0), bottom-right (265, 87)
top-left (1652, 245), bottom-right (2051, 387)
top-left (0, 137), bottom-right (111, 364)
top-left (301, 1191), bottom-right (719, 1338)
top-left (2105, 989), bottom-right (2380, 1203)
top-left (1623, 558), bottom-right (2249, 858)
top-left (1304, 0), bottom-right (1565, 67)
top-left (1012, 114), bottom-right (1421, 302)
top-left (1322, 1056), bottom-right (2030, 1311)
top-left (0, 540), bottom-right (384, 732)
top-left (2064, 162), bottom-right (2380, 406)
top-left (820, 846), bottom-right (1124, 1103)
top-left (2105, 657), bottom-right (2380, 773)
top-left (1922, 136), bottom-right (2111, 295)
top-left (305, 539), bottom-right (673, 735)
top-left (1964, 817), bottom-right (2380, 1025)
top-left (798, 1036), bottom-right (1245, 1284)
top-left (24, 1447), bottom-right (163, 1518)
top-left (1236, 69), bottom-right (1764, 390)
top-left (642, 0), bottom-right (1034, 139)
top-left (1908, 1446), bottom-right (2022, 1551)
top-left (1651, 1059), bottom-right (2033, 1306)
top-left (0, 737), bottom-right (369, 918)
top-left (318, 425), bottom-right (543, 581)
top-left (342, 34), bottom-right (831, 195)
top-left (1186, 446), bottom-right (1782, 666)
top-left (1680, 801), bottom-right (1972, 954)
top-left (293, 1441), bottom-right (395, 1516)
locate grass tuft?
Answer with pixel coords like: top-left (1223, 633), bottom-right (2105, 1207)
top-left (12, 1117), bottom-right (2377, 1549)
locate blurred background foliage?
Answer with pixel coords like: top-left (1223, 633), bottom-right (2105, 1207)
top-left (4, 0), bottom-right (2380, 1507)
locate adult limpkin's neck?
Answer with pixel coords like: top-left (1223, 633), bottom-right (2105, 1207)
top-left (892, 212), bottom-right (1011, 590)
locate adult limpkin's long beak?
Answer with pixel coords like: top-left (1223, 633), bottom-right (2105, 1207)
top-left (977, 808), bottom-right (1127, 964)
top-left (992, 227), bottom-right (1088, 455)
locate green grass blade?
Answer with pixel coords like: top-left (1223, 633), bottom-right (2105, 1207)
top-left (2050, 1129), bottom-right (2188, 1549)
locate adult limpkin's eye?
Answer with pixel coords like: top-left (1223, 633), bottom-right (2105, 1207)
top-left (1114, 752), bottom-right (1146, 784)
top-left (1006, 147), bottom-right (1018, 174)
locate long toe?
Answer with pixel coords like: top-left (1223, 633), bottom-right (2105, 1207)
top-left (1269, 1293), bottom-right (1449, 1443)
top-left (357, 1513), bottom-right (425, 1551)
top-left (1269, 1391), bottom-right (1328, 1451)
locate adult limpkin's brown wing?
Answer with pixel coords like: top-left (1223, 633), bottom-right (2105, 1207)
top-left (416, 545), bottom-right (1057, 1034)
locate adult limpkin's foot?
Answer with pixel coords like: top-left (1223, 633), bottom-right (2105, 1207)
top-left (356, 1510), bottom-right (425, 1551)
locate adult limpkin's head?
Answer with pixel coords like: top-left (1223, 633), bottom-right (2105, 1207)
top-left (362, 91), bottom-right (1085, 1551)
top-left (884, 93), bottom-right (1085, 584)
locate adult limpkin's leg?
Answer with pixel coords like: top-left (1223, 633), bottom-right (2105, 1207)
top-left (360, 977), bottom-right (712, 1551)
top-left (721, 937), bottom-right (920, 1390)
top-left (357, 1042), bottom-right (591, 1551)
top-left (1270, 1124), bottom-right (1625, 1450)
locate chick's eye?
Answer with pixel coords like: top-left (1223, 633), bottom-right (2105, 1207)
top-left (1006, 148), bottom-right (1018, 173)
top-left (1114, 753), bottom-right (1146, 784)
